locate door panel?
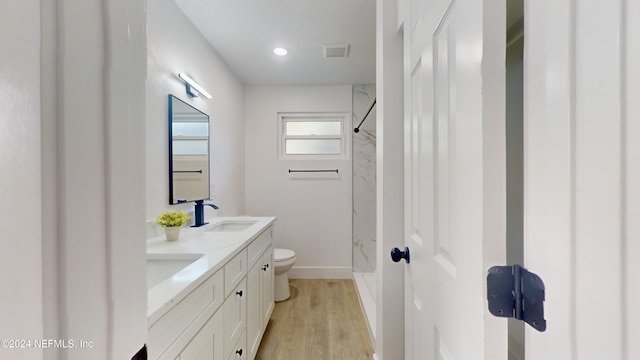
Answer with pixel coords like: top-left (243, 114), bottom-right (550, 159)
top-left (524, 0), bottom-right (640, 358)
top-left (405, 53), bottom-right (432, 359)
top-left (403, 0), bottom-right (506, 358)
top-left (433, 3), bottom-right (455, 275)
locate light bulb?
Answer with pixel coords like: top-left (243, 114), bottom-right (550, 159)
top-left (273, 47), bottom-right (288, 56)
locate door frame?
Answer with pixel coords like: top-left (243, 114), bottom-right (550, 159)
top-left (375, 0), bottom-right (405, 358)
top-left (524, 0), bottom-right (640, 358)
top-left (376, 0), bottom-right (640, 358)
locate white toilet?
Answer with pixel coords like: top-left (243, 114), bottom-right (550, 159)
top-left (273, 248), bottom-right (296, 302)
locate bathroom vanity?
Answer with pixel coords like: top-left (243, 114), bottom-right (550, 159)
top-left (146, 217), bottom-right (276, 360)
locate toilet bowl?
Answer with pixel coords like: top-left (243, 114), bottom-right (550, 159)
top-left (273, 248), bottom-right (296, 302)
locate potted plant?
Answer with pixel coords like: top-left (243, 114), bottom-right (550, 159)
top-left (154, 210), bottom-right (192, 241)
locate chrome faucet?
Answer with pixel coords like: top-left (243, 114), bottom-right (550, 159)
top-left (193, 200), bottom-right (219, 227)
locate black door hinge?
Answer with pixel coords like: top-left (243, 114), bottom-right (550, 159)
top-left (487, 265), bottom-right (546, 332)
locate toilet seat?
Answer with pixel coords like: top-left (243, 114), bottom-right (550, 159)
top-left (274, 248), bottom-right (295, 262)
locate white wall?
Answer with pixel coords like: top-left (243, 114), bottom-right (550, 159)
top-left (245, 85), bottom-right (353, 279)
top-left (146, 0), bottom-right (245, 229)
top-left (1, 1), bottom-right (43, 359)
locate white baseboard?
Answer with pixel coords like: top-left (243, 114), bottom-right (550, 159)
top-left (288, 266), bottom-right (353, 279)
top-left (353, 273), bottom-right (376, 348)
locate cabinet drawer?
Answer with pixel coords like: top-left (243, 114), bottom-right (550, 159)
top-left (247, 226), bottom-right (273, 269)
top-left (175, 307), bottom-right (224, 360)
top-left (224, 278), bottom-right (247, 359)
top-left (225, 249), bottom-right (247, 297)
top-left (227, 331), bottom-right (247, 360)
top-left (149, 269), bottom-right (224, 360)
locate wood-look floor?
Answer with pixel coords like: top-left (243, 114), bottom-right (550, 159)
top-left (255, 279), bottom-right (374, 360)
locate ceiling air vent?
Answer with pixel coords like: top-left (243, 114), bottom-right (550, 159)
top-left (323, 43), bottom-right (350, 58)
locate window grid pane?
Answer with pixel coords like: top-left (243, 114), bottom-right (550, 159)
top-left (285, 139), bottom-right (342, 155)
top-left (172, 123), bottom-right (209, 137)
top-left (172, 140), bottom-right (208, 155)
top-left (285, 121), bottom-right (342, 136)
top-left (278, 112), bottom-right (348, 158)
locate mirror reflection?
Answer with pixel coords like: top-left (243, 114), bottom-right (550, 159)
top-left (168, 95), bottom-right (210, 204)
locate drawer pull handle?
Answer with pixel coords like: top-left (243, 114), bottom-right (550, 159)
top-left (236, 349), bottom-right (243, 356)
top-left (236, 290), bottom-right (243, 297)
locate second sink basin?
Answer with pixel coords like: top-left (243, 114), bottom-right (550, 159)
top-left (205, 220), bottom-right (257, 232)
top-left (146, 253), bottom-right (204, 289)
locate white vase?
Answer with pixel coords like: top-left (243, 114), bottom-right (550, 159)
top-left (164, 226), bottom-right (181, 241)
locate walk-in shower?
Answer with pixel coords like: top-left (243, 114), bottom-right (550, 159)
top-left (352, 84), bottom-right (377, 342)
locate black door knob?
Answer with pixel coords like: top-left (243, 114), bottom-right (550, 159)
top-left (236, 290), bottom-right (243, 297)
top-left (236, 349), bottom-right (243, 356)
top-left (390, 247), bottom-right (410, 263)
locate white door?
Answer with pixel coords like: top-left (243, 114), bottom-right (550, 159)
top-left (524, 0), bottom-right (640, 358)
top-left (401, 0), bottom-right (508, 358)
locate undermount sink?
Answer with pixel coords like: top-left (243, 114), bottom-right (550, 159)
top-left (205, 220), bottom-right (257, 232)
top-left (146, 253), bottom-right (204, 289)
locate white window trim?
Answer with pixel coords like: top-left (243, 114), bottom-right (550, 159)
top-left (277, 112), bottom-right (351, 160)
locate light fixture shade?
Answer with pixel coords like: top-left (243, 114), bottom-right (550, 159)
top-left (178, 73), bottom-right (212, 99)
top-left (273, 47), bottom-right (288, 56)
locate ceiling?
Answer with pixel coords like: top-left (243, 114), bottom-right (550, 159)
top-left (174, 0), bottom-right (523, 86)
top-left (175, 0), bottom-right (377, 86)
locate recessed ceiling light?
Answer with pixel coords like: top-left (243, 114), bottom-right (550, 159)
top-left (273, 47), bottom-right (288, 56)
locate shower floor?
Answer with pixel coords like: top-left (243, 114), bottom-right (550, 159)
top-left (353, 272), bottom-right (376, 345)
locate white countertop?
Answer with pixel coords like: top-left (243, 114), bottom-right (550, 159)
top-left (146, 216), bottom-right (276, 326)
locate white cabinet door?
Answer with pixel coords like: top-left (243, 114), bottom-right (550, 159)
top-left (176, 308), bottom-right (224, 360)
top-left (246, 261), bottom-right (262, 360)
top-left (224, 278), bottom-right (247, 359)
top-left (247, 246), bottom-right (274, 360)
top-left (260, 248), bottom-right (274, 328)
top-left (401, 0), bottom-right (507, 358)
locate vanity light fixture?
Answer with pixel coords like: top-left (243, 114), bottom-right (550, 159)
top-left (178, 73), bottom-right (212, 99)
top-left (273, 47), bottom-right (288, 56)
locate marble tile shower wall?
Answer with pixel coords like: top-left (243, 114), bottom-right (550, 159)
top-left (352, 85), bottom-right (377, 273)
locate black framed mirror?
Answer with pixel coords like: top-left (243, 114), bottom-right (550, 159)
top-left (168, 95), bottom-right (210, 204)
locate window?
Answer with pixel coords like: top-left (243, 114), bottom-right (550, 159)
top-left (278, 112), bottom-right (350, 159)
top-left (172, 118), bottom-right (209, 155)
